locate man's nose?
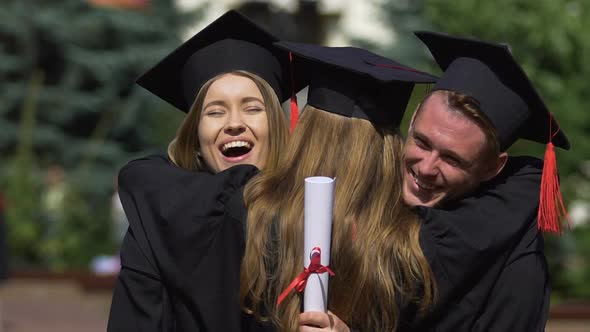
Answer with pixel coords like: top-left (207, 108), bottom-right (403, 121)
top-left (417, 154), bottom-right (439, 178)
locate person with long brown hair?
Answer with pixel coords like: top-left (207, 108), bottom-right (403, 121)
top-left (302, 32), bottom-right (565, 332)
top-left (240, 42), bottom-right (439, 332)
top-left (107, 11), bottom-right (303, 331)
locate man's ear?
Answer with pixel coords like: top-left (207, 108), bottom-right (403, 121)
top-left (481, 152), bottom-right (508, 181)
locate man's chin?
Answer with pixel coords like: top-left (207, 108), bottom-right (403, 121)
top-left (403, 191), bottom-right (436, 207)
top-left (405, 187), bottom-right (448, 207)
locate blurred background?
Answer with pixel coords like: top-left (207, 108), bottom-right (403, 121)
top-left (0, 0), bottom-right (588, 331)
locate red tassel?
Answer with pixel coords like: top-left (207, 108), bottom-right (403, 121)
top-left (290, 95), bottom-right (299, 132)
top-left (289, 52), bottom-right (299, 132)
top-left (537, 115), bottom-right (571, 234)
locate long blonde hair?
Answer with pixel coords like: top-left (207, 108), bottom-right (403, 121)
top-left (240, 106), bottom-right (437, 331)
top-left (167, 70), bottom-right (288, 172)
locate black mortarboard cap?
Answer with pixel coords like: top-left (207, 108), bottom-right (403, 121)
top-left (415, 31), bottom-right (570, 150)
top-left (136, 10), bottom-right (300, 113)
top-left (274, 41), bottom-right (438, 125)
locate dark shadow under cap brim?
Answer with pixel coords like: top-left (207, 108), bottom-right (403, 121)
top-left (415, 30), bottom-right (570, 150)
top-left (136, 10), bottom-right (301, 113)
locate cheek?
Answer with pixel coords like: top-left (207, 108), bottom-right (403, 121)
top-left (403, 144), bottom-right (421, 163)
top-left (442, 168), bottom-right (473, 189)
top-left (247, 113), bottom-right (270, 141)
top-left (197, 119), bottom-right (218, 146)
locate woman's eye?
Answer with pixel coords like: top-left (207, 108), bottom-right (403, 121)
top-left (205, 109), bottom-right (225, 116)
top-left (244, 107), bottom-right (264, 113)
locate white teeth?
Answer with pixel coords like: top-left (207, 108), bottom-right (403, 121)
top-left (412, 171), bottom-right (434, 190)
top-left (221, 140), bottom-right (251, 151)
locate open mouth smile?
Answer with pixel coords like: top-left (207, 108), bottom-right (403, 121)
top-left (409, 168), bottom-right (435, 191)
top-left (219, 140), bottom-right (254, 162)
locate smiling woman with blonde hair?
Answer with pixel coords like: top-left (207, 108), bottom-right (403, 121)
top-left (107, 11), bottom-right (303, 332)
top-left (167, 69), bottom-right (288, 173)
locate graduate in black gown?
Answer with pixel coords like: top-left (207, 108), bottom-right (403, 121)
top-left (109, 24), bottom-right (567, 332)
top-left (299, 33), bottom-right (569, 331)
top-left (107, 10), bottom-right (303, 331)
top-left (241, 42), bottom-right (439, 332)
top-left (400, 32), bottom-right (570, 332)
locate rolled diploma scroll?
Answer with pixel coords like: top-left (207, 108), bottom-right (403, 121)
top-left (303, 176), bottom-right (336, 312)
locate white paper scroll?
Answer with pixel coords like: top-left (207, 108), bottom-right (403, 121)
top-left (303, 176), bottom-right (336, 312)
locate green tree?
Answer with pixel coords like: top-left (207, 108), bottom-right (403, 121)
top-left (424, 0), bottom-right (590, 174)
top-left (350, 0), bottom-right (437, 131)
top-left (0, 0), bottom-right (200, 268)
top-left (4, 72), bottom-right (45, 265)
top-left (370, 0), bottom-right (433, 68)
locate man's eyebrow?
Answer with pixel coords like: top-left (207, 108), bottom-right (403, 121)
top-left (412, 130), bottom-right (430, 144)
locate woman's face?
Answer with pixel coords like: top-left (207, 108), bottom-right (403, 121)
top-left (198, 73), bottom-right (269, 173)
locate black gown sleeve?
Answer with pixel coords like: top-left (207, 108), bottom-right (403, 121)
top-left (413, 156), bottom-right (544, 326)
top-left (107, 154), bottom-right (259, 332)
top-left (108, 227), bottom-right (174, 331)
top-left (471, 221), bottom-right (550, 332)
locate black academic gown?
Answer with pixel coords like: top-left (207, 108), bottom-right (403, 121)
top-left (409, 156), bottom-right (549, 332)
top-left (108, 154), bottom-right (548, 332)
top-left (471, 221), bottom-right (549, 332)
top-left (107, 154), bottom-right (270, 332)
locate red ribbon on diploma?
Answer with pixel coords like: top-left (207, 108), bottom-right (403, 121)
top-left (276, 247), bottom-right (335, 305)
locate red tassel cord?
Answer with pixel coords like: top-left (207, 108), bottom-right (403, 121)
top-left (537, 113), bottom-right (571, 234)
top-left (277, 247), bottom-right (334, 305)
top-left (289, 52), bottom-right (299, 132)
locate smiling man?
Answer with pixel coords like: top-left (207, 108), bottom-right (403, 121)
top-left (399, 31), bottom-right (571, 331)
top-left (403, 90), bottom-right (507, 208)
top-left (298, 31), bottom-right (570, 332)
top-left (299, 32), bottom-right (570, 332)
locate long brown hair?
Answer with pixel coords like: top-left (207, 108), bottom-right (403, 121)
top-left (167, 70), bottom-right (288, 172)
top-left (240, 106), bottom-right (437, 331)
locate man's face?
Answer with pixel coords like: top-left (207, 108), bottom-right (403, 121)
top-left (402, 93), bottom-right (491, 207)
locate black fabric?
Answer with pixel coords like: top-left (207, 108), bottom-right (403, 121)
top-left (471, 223), bottom-right (549, 332)
top-left (410, 156), bottom-right (549, 331)
top-left (415, 31), bottom-right (569, 150)
top-left (107, 155), bottom-right (548, 332)
top-left (107, 154), bottom-right (267, 332)
top-left (274, 41), bottom-right (437, 124)
top-left (136, 10), bottom-right (303, 113)
top-left (435, 58), bottom-right (528, 149)
top-left (180, 39), bottom-right (284, 109)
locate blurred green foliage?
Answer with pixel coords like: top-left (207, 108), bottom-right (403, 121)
top-left (373, 0), bottom-right (590, 300)
top-left (0, 0), bottom-right (197, 270)
top-left (5, 72), bottom-right (44, 265)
